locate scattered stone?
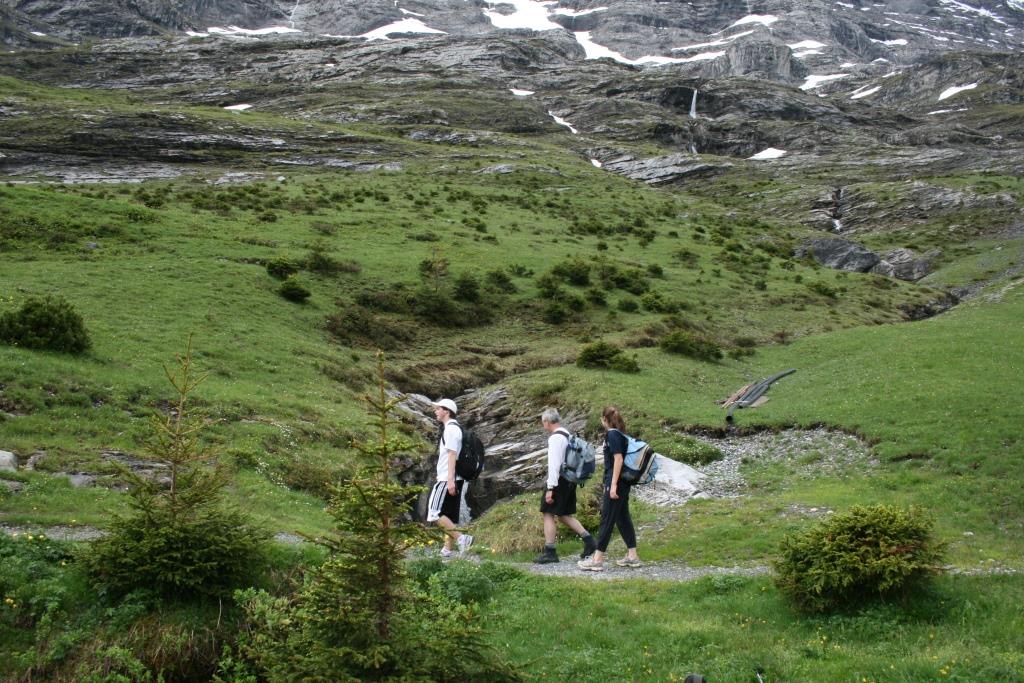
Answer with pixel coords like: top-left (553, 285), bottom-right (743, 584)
top-left (693, 428), bottom-right (874, 498)
top-left (0, 450), bottom-right (18, 472)
top-left (24, 451), bottom-right (46, 470)
top-left (85, 241), bottom-right (100, 249)
top-left (63, 473), bottom-right (97, 488)
top-left (0, 479), bottom-right (24, 493)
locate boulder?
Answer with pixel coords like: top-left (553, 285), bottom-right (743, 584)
top-left (871, 248), bottom-right (937, 281)
top-left (0, 450), bottom-right (18, 471)
top-left (795, 238), bottom-right (880, 272)
top-left (1, 479), bottom-right (24, 493)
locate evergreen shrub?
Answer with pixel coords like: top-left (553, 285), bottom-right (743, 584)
top-left (278, 277), bottom-right (311, 302)
top-left (659, 331), bottom-right (723, 361)
top-left (551, 258), bottom-right (591, 286)
top-left (234, 356), bottom-right (521, 682)
top-left (774, 504), bottom-right (945, 613)
top-left (576, 341), bottom-right (640, 373)
top-left (0, 296), bottom-right (91, 354)
top-left (265, 257), bottom-right (299, 279)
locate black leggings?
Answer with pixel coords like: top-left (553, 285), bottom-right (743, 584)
top-left (595, 482), bottom-right (636, 552)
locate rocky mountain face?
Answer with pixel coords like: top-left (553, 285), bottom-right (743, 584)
top-left (4, 1), bottom-right (1023, 75)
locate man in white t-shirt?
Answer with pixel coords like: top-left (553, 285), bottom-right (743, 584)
top-left (426, 398), bottom-right (473, 557)
top-left (534, 407), bottom-right (595, 564)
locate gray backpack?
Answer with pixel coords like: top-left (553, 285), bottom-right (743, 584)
top-left (555, 429), bottom-right (597, 484)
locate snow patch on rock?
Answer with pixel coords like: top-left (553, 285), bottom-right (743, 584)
top-left (729, 14), bottom-right (779, 28)
top-left (360, 18), bottom-right (446, 40)
top-left (938, 82), bottom-right (978, 100)
top-left (800, 73), bottom-right (849, 90)
top-left (850, 85), bottom-right (882, 99)
top-left (748, 147), bottom-right (787, 160)
top-left (575, 31), bottom-right (723, 65)
top-left (482, 0), bottom-right (561, 30)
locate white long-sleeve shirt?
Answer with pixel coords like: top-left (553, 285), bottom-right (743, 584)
top-left (546, 430), bottom-right (569, 489)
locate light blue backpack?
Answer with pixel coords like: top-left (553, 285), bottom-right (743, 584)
top-left (610, 430), bottom-right (660, 485)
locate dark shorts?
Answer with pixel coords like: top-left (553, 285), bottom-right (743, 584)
top-left (539, 477), bottom-right (578, 516)
top-left (427, 480), bottom-right (464, 523)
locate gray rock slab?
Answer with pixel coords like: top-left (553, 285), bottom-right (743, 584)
top-left (796, 238), bottom-right (880, 273)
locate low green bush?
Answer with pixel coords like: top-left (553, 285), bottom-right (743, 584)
top-left (576, 341), bottom-right (640, 373)
top-left (265, 257), bottom-right (299, 279)
top-left (427, 560), bottom-right (496, 606)
top-left (278, 277), bottom-right (311, 302)
top-left (659, 331), bottom-right (723, 362)
top-left (551, 258), bottom-right (591, 286)
top-left (774, 504), bottom-right (946, 613)
top-left (542, 301), bottom-right (570, 325)
top-left (617, 297), bottom-right (639, 313)
top-left (0, 295), bottom-right (91, 354)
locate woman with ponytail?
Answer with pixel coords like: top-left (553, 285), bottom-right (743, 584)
top-left (578, 406), bottom-right (642, 571)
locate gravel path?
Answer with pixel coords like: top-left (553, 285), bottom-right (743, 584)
top-left (0, 524), bottom-right (303, 545)
top-left (520, 559), bottom-right (771, 581)
top-left (4, 524), bottom-right (1020, 582)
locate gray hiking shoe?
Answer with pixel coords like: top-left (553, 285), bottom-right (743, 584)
top-left (615, 557), bottom-right (643, 568)
top-left (577, 557), bottom-right (605, 572)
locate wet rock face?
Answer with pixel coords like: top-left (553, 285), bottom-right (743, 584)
top-left (392, 388), bottom-right (588, 519)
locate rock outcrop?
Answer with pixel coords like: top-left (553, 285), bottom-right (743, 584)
top-left (796, 238), bottom-right (880, 273)
top-left (871, 248), bottom-right (937, 282)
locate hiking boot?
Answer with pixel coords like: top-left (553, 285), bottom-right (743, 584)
top-left (533, 547), bottom-right (559, 564)
top-left (580, 535), bottom-right (597, 559)
top-left (577, 557), bottom-right (605, 572)
top-left (615, 557), bottom-right (643, 568)
top-left (457, 534), bottom-right (474, 554)
top-left (440, 547), bottom-right (455, 558)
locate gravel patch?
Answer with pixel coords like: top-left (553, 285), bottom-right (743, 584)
top-left (1, 524), bottom-right (311, 545)
top-left (1, 524), bottom-right (105, 541)
top-left (694, 428), bottom-right (875, 498)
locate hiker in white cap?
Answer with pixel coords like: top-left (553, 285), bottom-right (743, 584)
top-left (427, 398), bottom-right (473, 557)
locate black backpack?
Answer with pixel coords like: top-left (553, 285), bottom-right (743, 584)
top-left (441, 419), bottom-right (485, 481)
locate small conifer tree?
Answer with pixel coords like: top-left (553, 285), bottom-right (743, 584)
top-left (86, 336), bottom-right (268, 598)
top-left (236, 353), bottom-right (521, 681)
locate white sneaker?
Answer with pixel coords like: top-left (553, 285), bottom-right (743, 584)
top-left (457, 534), bottom-right (474, 554)
top-left (440, 547), bottom-right (455, 558)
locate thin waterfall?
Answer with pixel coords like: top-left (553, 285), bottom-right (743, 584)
top-left (689, 88), bottom-right (698, 119)
top-left (288, 0), bottom-right (301, 27)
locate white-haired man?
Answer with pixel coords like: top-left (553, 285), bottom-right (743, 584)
top-left (427, 398), bottom-right (473, 557)
top-left (534, 407), bottom-right (595, 564)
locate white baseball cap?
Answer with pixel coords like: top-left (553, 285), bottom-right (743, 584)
top-left (431, 398), bottom-right (458, 415)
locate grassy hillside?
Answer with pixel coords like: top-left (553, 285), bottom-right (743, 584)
top-left (1, 72), bottom-right (1022, 683)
